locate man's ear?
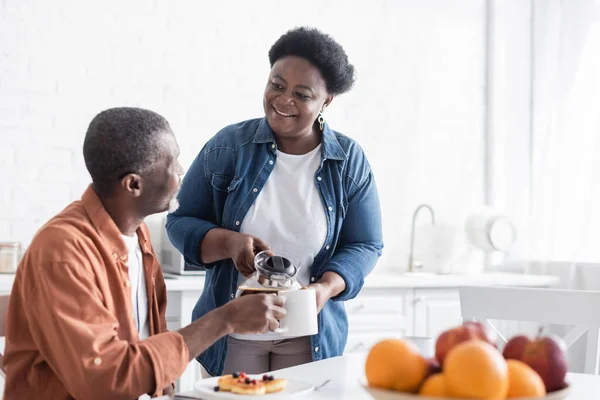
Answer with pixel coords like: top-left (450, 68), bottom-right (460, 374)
top-left (120, 174), bottom-right (143, 197)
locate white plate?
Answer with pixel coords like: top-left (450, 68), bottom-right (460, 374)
top-left (194, 376), bottom-right (315, 399)
top-left (362, 381), bottom-right (571, 400)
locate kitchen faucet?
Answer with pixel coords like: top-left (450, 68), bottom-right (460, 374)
top-left (408, 204), bottom-right (435, 272)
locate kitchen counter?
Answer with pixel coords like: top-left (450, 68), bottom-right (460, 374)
top-left (0, 270), bottom-right (559, 294)
top-left (0, 272), bottom-right (207, 293)
top-left (363, 271), bottom-right (560, 289)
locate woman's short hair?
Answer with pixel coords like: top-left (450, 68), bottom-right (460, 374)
top-left (268, 27), bottom-right (355, 95)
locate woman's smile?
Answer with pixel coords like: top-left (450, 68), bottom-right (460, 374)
top-left (272, 105), bottom-right (297, 118)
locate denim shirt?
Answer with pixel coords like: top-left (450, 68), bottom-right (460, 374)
top-left (166, 117), bottom-right (383, 376)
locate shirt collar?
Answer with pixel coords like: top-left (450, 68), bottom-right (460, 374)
top-left (81, 185), bottom-right (153, 259)
top-left (253, 117), bottom-right (347, 161)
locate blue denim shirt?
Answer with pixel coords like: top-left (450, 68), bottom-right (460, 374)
top-left (166, 117), bottom-right (383, 376)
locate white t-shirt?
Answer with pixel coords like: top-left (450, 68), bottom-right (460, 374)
top-left (121, 233), bottom-right (150, 340)
top-left (233, 144), bottom-right (328, 341)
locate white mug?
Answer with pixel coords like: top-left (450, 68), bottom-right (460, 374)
top-left (403, 336), bottom-right (435, 358)
top-left (274, 288), bottom-right (318, 337)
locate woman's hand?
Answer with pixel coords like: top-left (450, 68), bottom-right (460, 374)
top-left (225, 232), bottom-right (271, 277)
top-left (307, 271), bottom-right (347, 313)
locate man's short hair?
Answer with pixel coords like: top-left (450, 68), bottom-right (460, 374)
top-left (83, 107), bottom-right (172, 196)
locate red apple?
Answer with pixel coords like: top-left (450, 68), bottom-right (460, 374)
top-left (502, 328), bottom-right (568, 392)
top-left (503, 335), bottom-right (531, 360)
top-left (435, 325), bottom-right (479, 366)
top-left (521, 335), bottom-right (568, 392)
top-left (464, 320), bottom-right (498, 347)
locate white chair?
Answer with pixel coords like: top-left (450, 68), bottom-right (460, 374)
top-left (459, 285), bottom-right (600, 374)
top-left (0, 295), bottom-right (9, 378)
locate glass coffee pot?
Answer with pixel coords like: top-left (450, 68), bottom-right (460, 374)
top-left (236, 250), bottom-right (304, 297)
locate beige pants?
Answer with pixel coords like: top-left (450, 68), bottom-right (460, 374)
top-left (222, 336), bottom-right (313, 374)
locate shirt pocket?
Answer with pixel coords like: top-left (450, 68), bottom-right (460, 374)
top-left (211, 174), bottom-right (241, 193)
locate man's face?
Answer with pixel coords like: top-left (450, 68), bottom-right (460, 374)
top-left (139, 131), bottom-right (183, 215)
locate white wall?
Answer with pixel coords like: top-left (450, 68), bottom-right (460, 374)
top-left (485, 0), bottom-right (533, 268)
top-left (0, 0), bottom-right (485, 272)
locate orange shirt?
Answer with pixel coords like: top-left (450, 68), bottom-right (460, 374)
top-left (4, 185), bottom-right (189, 399)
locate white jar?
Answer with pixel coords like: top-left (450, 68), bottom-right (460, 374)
top-left (0, 242), bottom-right (21, 273)
top-left (465, 208), bottom-right (516, 252)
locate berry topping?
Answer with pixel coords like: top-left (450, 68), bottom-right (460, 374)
top-left (245, 377), bottom-right (251, 384)
top-left (213, 386), bottom-right (220, 392)
top-left (251, 379), bottom-right (257, 385)
top-left (232, 372), bottom-right (240, 378)
top-left (263, 374), bottom-right (269, 381)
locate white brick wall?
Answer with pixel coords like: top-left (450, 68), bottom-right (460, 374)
top-left (0, 0), bottom-right (485, 271)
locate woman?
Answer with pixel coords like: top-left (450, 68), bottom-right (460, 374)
top-left (166, 26), bottom-right (383, 376)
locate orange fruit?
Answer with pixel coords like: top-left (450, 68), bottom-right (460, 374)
top-left (418, 373), bottom-right (447, 397)
top-left (506, 359), bottom-right (546, 398)
top-left (445, 340), bottom-right (509, 399)
top-left (365, 338), bottom-right (427, 392)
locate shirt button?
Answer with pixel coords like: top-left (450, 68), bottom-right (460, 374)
top-left (326, 245), bottom-right (330, 250)
top-left (317, 176), bottom-right (322, 181)
top-left (269, 160), bottom-right (274, 165)
top-left (94, 357), bottom-right (102, 365)
top-left (235, 221), bottom-right (240, 226)
top-left (231, 293), bottom-right (235, 299)
top-left (253, 188), bottom-right (258, 193)
top-left (314, 347), bottom-right (319, 352)
top-left (112, 253), bottom-right (118, 260)
top-left (271, 144), bottom-right (276, 149)
top-left (125, 281), bottom-right (131, 287)
top-left (311, 277), bottom-right (315, 282)
top-left (328, 206), bottom-right (333, 212)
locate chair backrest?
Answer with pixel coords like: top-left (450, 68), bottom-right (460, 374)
top-left (459, 285), bottom-right (600, 375)
top-left (0, 295), bottom-right (10, 378)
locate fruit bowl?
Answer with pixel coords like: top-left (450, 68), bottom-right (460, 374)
top-left (362, 382), bottom-right (571, 400)
top-left (365, 323), bottom-right (571, 400)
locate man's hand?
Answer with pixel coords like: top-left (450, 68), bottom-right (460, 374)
top-left (225, 233), bottom-right (271, 277)
top-left (178, 294), bottom-right (285, 363)
top-left (223, 294), bottom-right (286, 334)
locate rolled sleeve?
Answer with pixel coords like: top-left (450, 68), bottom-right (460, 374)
top-left (25, 262), bottom-right (189, 400)
top-left (144, 331), bottom-right (190, 393)
top-left (166, 147), bottom-right (220, 267)
top-left (320, 171), bottom-right (383, 301)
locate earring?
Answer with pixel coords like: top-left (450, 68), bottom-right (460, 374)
top-left (317, 112), bottom-right (325, 132)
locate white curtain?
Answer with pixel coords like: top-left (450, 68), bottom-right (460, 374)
top-left (528, 0), bottom-right (599, 264)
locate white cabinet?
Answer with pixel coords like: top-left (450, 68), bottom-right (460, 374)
top-left (345, 288), bottom-right (463, 355)
top-left (166, 289), bottom-right (204, 393)
top-left (345, 288), bottom-right (414, 354)
top-left (412, 289), bottom-right (462, 339)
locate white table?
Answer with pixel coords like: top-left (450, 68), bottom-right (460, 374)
top-left (175, 353), bottom-right (600, 399)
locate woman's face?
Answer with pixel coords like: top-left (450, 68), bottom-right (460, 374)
top-left (263, 56), bottom-right (332, 138)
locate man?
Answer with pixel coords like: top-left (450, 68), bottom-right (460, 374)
top-left (3, 107), bottom-right (286, 400)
